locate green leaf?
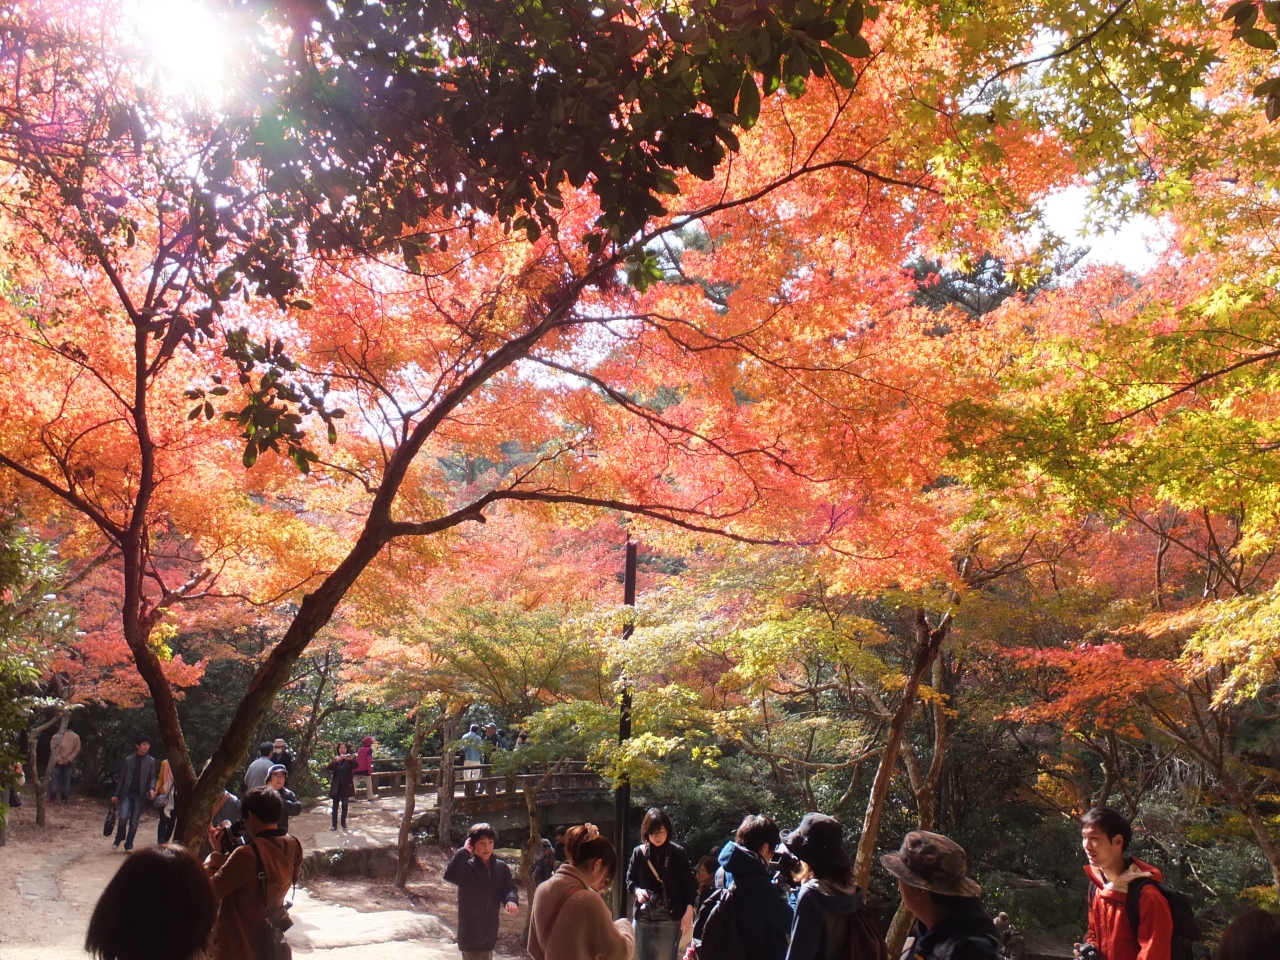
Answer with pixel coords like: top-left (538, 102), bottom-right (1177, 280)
top-left (1241, 26), bottom-right (1277, 48)
top-left (845, 1), bottom-right (864, 36)
top-left (1224, 0), bottom-right (1256, 21)
top-left (243, 446), bottom-right (258, 468)
top-left (737, 73), bottom-right (761, 128)
top-left (828, 32), bottom-right (872, 59)
top-left (821, 49), bottom-right (857, 87)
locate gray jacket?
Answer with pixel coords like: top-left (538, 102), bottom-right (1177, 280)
top-left (113, 753), bottom-right (157, 801)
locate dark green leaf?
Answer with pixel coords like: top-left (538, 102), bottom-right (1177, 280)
top-left (737, 73), bottom-right (761, 128)
top-left (1241, 26), bottom-right (1277, 48)
top-left (821, 49), bottom-right (857, 88)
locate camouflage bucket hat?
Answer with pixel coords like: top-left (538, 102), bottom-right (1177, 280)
top-left (880, 830), bottom-right (982, 897)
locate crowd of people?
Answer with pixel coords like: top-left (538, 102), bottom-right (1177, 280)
top-left (441, 806), bottom-right (1279, 960)
top-left (19, 726), bottom-right (1279, 960)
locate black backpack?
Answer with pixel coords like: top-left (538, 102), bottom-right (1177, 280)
top-left (695, 886), bottom-right (746, 960)
top-left (1089, 877), bottom-right (1203, 960)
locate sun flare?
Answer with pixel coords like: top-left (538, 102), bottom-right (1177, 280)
top-left (128, 0), bottom-right (231, 101)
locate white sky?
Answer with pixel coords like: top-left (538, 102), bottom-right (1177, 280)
top-left (1039, 184), bottom-right (1168, 274)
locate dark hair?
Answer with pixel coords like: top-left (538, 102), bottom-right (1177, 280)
top-left (809, 858), bottom-right (854, 885)
top-left (85, 846), bottom-right (215, 960)
top-left (337, 741), bottom-right (350, 754)
top-left (258, 742), bottom-right (273, 757)
top-left (1081, 807), bottom-right (1132, 853)
top-left (242, 786), bottom-right (284, 825)
top-left (135, 733), bottom-right (151, 746)
top-left (1218, 907), bottom-right (1280, 960)
top-left (468, 822), bottom-right (497, 843)
top-left (696, 855), bottom-right (717, 878)
top-left (641, 807), bottom-right (674, 843)
top-left (554, 825), bottom-right (567, 837)
top-left (564, 824), bottom-right (618, 882)
top-left (736, 814), bottom-right (781, 853)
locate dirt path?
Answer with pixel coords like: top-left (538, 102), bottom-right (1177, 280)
top-left (0, 789), bottom-right (521, 960)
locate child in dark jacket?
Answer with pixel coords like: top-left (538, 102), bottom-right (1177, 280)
top-left (444, 821), bottom-right (518, 960)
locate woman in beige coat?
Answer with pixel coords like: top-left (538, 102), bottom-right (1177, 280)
top-left (529, 823), bottom-right (635, 960)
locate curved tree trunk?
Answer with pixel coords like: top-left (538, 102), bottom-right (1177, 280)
top-left (396, 710), bottom-right (425, 888)
top-left (852, 608), bottom-right (951, 892)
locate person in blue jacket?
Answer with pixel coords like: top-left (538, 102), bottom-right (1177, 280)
top-left (716, 815), bottom-right (794, 960)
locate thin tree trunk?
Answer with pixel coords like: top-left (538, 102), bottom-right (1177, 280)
top-left (518, 759), bottom-right (569, 937)
top-left (886, 656), bottom-right (951, 958)
top-left (437, 709), bottom-right (462, 850)
top-left (396, 710), bottom-right (425, 888)
top-left (28, 711), bottom-right (64, 828)
top-left (853, 608), bottom-right (951, 891)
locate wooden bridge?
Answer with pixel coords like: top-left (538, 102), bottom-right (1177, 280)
top-left (366, 758), bottom-right (613, 821)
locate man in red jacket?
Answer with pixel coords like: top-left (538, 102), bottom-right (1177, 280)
top-left (1076, 808), bottom-right (1172, 960)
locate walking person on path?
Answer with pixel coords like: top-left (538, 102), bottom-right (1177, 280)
top-left (1076, 807), bottom-right (1173, 960)
top-left (327, 742), bottom-right (357, 830)
top-left (529, 822), bottom-right (634, 960)
top-left (881, 830), bottom-right (1002, 960)
top-left (461, 724), bottom-right (485, 796)
top-left (267, 764), bottom-right (302, 834)
top-left (627, 807), bottom-right (698, 960)
top-left (204, 786), bottom-right (303, 960)
top-left (111, 734), bottom-right (157, 852)
top-left (242, 742), bottom-right (274, 794)
top-left (155, 758), bottom-right (177, 844)
top-left (444, 821), bottom-right (519, 960)
top-left (47, 719), bottom-right (80, 803)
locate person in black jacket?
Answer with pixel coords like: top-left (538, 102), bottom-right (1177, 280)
top-left (110, 734), bottom-right (157, 853)
top-left (444, 821), bottom-right (518, 960)
top-left (267, 765), bottom-right (303, 834)
top-left (715, 815), bottom-right (794, 960)
top-left (627, 807), bottom-right (698, 960)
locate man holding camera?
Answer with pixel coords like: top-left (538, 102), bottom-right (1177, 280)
top-left (1077, 808), bottom-right (1172, 960)
top-left (706, 814), bottom-right (794, 960)
top-left (205, 786), bottom-right (303, 960)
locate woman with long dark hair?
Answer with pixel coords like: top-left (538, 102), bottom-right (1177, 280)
top-left (626, 807), bottom-right (697, 960)
top-left (529, 823), bottom-right (634, 960)
top-left (85, 846), bottom-right (216, 960)
top-left (782, 813), bottom-right (871, 960)
top-left (327, 741), bottom-right (357, 830)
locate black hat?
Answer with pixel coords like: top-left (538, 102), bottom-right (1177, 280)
top-left (784, 813), bottom-right (851, 874)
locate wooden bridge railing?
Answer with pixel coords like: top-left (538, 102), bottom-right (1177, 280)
top-left (366, 758), bottom-right (601, 800)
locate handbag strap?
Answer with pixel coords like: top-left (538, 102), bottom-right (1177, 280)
top-left (249, 839), bottom-right (274, 922)
top-left (644, 846), bottom-right (669, 906)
